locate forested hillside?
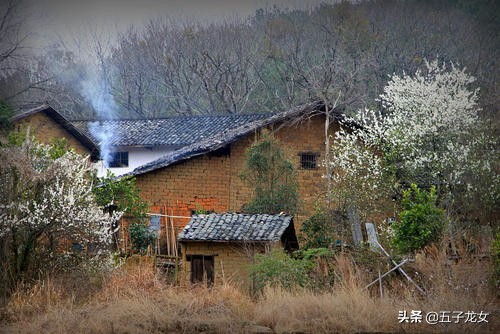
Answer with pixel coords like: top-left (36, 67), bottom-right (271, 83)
top-left (0, 0), bottom-right (498, 120)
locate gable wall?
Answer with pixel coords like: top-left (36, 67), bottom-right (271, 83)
top-left (228, 116), bottom-right (339, 224)
top-left (135, 115), bottom-right (338, 229)
top-left (14, 112), bottom-right (90, 156)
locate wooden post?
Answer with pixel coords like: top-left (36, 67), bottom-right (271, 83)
top-left (170, 209), bottom-right (177, 257)
top-left (378, 270), bottom-right (383, 298)
top-left (164, 205), bottom-right (170, 256)
top-left (174, 254), bottom-right (179, 285)
top-left (375, 240), bottom-right (426, 295)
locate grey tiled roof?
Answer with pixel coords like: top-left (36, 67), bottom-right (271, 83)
top-left (178, 213), bottom-right (293, 242)
top-left (129, 101), bottom-right (329, 176)
top-left (72, 113), bottom-right (273, 147)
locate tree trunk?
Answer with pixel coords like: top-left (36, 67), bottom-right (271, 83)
top-left (325, 103), bottom-right (332, 214)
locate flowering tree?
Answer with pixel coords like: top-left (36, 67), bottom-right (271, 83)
top-left (0, 137), bottom-right (122, 293)
top-left (330, 59), bottom-right (498, 235)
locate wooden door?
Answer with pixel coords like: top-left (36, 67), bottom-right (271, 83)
top-left (190, 255), bottom-right (214, 287)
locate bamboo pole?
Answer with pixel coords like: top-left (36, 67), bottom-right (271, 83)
top-left (170, 209), bottom-right (177, 257)
top-left (164, 205), bottom-right (170, 256)
top-left (146, 213), bottom-right (191, 219)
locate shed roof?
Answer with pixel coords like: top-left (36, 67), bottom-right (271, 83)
top-left (178, 213), bottom-right (293, 242)
top-left (72, 113), bottom-right (272, 147)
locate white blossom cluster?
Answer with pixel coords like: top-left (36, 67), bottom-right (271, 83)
top-left (330, 59), bottom-right (498, 214)
top-left (327, 127), bottom-right (388, 219)
top-left (0, 140), bottom-right (123, 248)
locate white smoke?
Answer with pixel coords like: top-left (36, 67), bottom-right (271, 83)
top-left (80, 68), bottom-right (118, 167)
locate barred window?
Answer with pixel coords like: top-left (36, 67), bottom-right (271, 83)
top-left (299, 152), bottom-right (319, 169)
top-left (108, 151), bottom-right (129, 168)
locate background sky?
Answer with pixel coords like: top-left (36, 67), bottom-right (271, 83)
top-left (25, 1), bottom-right (334, 44)
top-left (17, 0), bottom-right (338, 58)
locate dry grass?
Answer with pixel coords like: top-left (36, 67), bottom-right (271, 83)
top-left (1, 249), bottom-right (498, 334)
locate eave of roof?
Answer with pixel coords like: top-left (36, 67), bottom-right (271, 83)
top-left (128, 100), bottom-right (358, 176)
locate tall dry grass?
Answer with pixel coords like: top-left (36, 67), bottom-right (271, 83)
top-left (1, 259), bottom-right (253, 334)
top-left (1, 248), bottom-right (498, 334)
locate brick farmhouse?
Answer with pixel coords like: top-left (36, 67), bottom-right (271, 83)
top-left (8, 103), bottom-right (356, 231)
top-left (7, 102), bottom-right (369, 287)
top-left (129, 102), bottom-right (355, 231)
top-left (8, 104), bottom-right (99, 158)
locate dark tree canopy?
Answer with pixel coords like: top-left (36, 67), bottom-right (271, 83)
top-left (0, 0), bottom-right (497, 122)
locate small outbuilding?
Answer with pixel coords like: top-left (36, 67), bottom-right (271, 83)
top-left (178, 213), bottom-right (299, 290)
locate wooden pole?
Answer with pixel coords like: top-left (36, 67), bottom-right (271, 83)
top-left (378, 270), bottom-right (383, 298)
top-left (170, 209), bottom-right (177, 257)
top-left (364, 259), bottom-right (408, 289)
top-left (164, 205), bottom-right (170, 256)
top-left (174, 254), bottom-right (179, 285)
top-left (374, 240), bottom-right (426, 295)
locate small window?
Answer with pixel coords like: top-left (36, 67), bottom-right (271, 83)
top-left (71, 242), bottom-right (83, 253)
top-left (299, 152), bottom-right (319, 169)
top-left (108, 151), bottom-right (128, 168)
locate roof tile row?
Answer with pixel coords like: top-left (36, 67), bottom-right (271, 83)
top-left (178, 213), bottom-right (293, 242)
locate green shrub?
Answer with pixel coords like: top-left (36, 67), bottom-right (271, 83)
top-left (299, 211), bottom-right (335, 248)
top-left (129, 223), bottom-right (156, 254)
top-left (391, 184), bottom-right (445, 253)
top-left (93, 171), bottom-right (148, 218)
top-left (249, 249), bottom-right (314, 292)
top-left (0, 100), bottom-right (13, 130)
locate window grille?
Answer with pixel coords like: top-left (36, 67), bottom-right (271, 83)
top-left (299, 152), bottom-right (319, 169)
top-left (108, 151), bottom-right (129, 168)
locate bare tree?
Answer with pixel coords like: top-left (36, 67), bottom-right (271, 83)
top-left (0, 0), bottom-right (31, 80)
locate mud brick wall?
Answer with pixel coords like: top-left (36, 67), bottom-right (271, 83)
top-left (14, 112), bottom-right (90, 156)
top-left (228, 117), bottom-right (340, 225)
top-left (136, 115), bottom-right (338, 230)
top-left (136, 154), bottom-right (232, 228)
top-left (180, 241), bottom-right (272, 291)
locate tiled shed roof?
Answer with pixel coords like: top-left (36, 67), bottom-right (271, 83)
top-left (178, 213), bottom-right (293, 242)
top-left (72, 113), bottom-right (272, 147)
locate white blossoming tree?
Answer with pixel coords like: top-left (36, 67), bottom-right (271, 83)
top-left (0, 136), bottom-right (122, 293)
top-left (330, 59), bottom-right (498, 237)
top-left (329, 128), bottom-right (391, 221)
